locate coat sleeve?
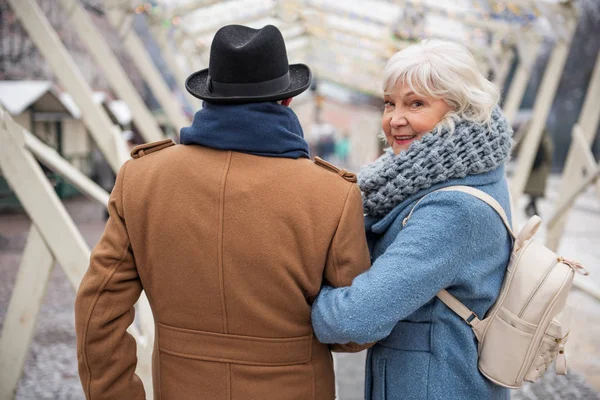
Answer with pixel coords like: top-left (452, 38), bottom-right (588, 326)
top-left (312, 192), bottom-right (475, 345)
top-left (75, 160), bottom-right (145, 400)
top-left (321, 184), bottom-right (373, 352)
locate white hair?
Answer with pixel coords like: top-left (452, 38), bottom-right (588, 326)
top-left (382, 39), bottom-right (500, 133)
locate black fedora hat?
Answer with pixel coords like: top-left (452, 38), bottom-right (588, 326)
top-left (185, 25), bottom-right (312, 104)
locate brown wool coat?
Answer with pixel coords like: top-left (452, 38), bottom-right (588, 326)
top-left (75, 139), bottom-right (371, 400)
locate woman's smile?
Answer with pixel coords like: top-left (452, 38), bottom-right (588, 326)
top-left (392, 134), bottom-right (418, 147)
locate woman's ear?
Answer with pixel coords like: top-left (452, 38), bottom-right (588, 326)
top-left (282, 98), bottom-right (293, 107)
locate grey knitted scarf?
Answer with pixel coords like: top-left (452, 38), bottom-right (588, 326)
top-left (359, 107), bottom-right (513, 218)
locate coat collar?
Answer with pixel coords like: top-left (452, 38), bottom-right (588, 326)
top-left (368, 164), bottom-right (506, 234)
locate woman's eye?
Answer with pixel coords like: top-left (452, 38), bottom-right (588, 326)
top-left (410, 101), bottom-right (424, 108)
top-left (383, 101), bottom-right (394, 108)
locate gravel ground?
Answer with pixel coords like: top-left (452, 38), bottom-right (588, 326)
top-left (0, 175), bottom-right (598, 399)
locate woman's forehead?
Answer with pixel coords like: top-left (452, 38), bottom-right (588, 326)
top-left (385, 81), bottom-right (426, 97)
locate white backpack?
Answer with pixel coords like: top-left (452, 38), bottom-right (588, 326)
top-left (403, 185), bottom-right (589, 389)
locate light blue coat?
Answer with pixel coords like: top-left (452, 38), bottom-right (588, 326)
top-left (312, 165), bottom-right (512, 400)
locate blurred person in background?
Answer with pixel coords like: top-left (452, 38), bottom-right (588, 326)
top-left (512, 116), bottom-right (554, 217)
top-left (334, 131), bottom-right (352, 167)
top-left (90, 146), bottom-right (115, 220)
top-left (122, 129), bottom-right (136, 152)
top-left (312, 40), bottom-right (514, 400)
top-left (311, 116), bottom-right (337, 160)
top-left (74, 24), bottom-right (370, 400)
top-left (524, 131), bottom-right (553, 217)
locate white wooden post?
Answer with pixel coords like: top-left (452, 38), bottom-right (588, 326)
top-left (24, 129), bottom-right (110, 207)
top-left (104, 7), bottom-right (191, 135)
top-left (509, 7), bottom-right (577, 204)
top-left (502, 36), bottom-right (541, 123)
top-left (7, 0), bottom-right (128, 173)
top-left (0, 112), bottom-right (90, 289)
top-left (493, 46), bottom-right (515, 93)
top-left (57, 0), bottom-right (165, 143)
top-left (569, 126), bottom-right (600, 195)
top-left (0, 111), bottom-right (89, 399)
top-left (547, 162), bottom-right (600, 228)
top-left (0, 110), bottom-right (154, 398)
top-left (546, 53), bottom-right (600, 251)
top-left (0, 227), bottom-right (54, 400)
top-left (27, 115), bottom-right (156, 393)
top-left (134, 292), bottom-right (155, 393)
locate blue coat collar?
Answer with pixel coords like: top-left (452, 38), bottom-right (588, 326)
top-left (368, 164), bottom-right (506, 234)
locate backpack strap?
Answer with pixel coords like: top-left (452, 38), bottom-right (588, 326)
top-left (403, 185), bottom-right (516, 239)
top-left (402, 185), bottom-right (517, 328)
top-left (437, 289), bottom-right (482, 327)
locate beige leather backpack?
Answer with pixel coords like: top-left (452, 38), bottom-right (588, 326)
top-left (404, 185), bottom-right (589, 389)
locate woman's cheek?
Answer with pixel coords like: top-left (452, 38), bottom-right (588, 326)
top-left (381, 116), bottom-right (390, 136)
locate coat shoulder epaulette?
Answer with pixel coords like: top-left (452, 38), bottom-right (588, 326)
top-left (130, 138), bottom-right (175, 159)
top-left (314, 157), bottom-right (357, 183)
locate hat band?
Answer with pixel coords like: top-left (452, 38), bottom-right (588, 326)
top-left (208, 72), bottom-right (291, 97)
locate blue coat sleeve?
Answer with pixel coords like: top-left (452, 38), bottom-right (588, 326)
top-left (311, 192), bottom-right (475, 345)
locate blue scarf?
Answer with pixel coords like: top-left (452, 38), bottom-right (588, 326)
top-left (180, 102), bottom-right (309, 159)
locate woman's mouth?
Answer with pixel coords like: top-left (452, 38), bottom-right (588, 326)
top-left (393, 135), bottom-right (417, 146)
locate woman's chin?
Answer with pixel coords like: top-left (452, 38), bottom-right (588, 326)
top-left (392, 144), bottom-right (411, 154)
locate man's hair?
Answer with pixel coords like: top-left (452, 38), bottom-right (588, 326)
top-left (382, 39), bottom-right (499, 133)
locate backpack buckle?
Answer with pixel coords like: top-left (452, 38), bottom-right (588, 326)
top-left (466, 312), bottom-right (481, 326)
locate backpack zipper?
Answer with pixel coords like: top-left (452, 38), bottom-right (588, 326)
top-left (517, 257), bottom-right (560, 318)
top-left (483, 240), bottom-right (531, 323)
top-left (560, 257), bottom-right (589, 276)
top-left (516, 269), bottom-right (573, 383)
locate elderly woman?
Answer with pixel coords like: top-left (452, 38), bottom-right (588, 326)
top-left (311, 40), bottom-right (513, 399)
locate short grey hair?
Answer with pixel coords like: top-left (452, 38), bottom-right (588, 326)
top-left (382, 39), bottom-right (500, 133)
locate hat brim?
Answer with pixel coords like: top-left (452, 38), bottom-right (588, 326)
top-left (185, 64), bottom-right (312, 104)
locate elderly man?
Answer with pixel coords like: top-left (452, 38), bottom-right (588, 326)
top-left (75, 24), bottom-right (370, 400)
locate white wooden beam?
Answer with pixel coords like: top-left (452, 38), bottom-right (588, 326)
top-left (571, 126), bottom-right (600, 181)
top-left (0, 110), bottom-right (90, 289)
top-left (502, 37), bottom-right (541, 123)
top-left (23, 128), bottom-right (109, 207)
top-left (0, 227), bottom-right (54, 400)
top-left (134, 292), bottom-right (155, 393)
top-left (546, 53), bottom-right (600, 250)
top-left (104, 8), bottom-right (191, 135)
top-left (547, 163), bottom-right (600, 230)
top-left (0, 109), bottom-right (154, 398)
top-left (0, 109), bottom-right (90, 398)
top-left (7, 0), bottom-right (128, 173)
top-left (509, 6), bottom-right (577, 204)
top-left (494, 47), bottom-right (515, 93)
top-left (57, 0), bottom-right (166, 143)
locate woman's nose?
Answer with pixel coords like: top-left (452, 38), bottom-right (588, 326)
top-left (390, 111), bottom-right (407, 127)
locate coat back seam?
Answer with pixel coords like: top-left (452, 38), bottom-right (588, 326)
top-left (218, 151), bottom-right (233, 334)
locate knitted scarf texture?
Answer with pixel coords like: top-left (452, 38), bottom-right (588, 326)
top-left (358, 107), bottom-right (513, 218)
